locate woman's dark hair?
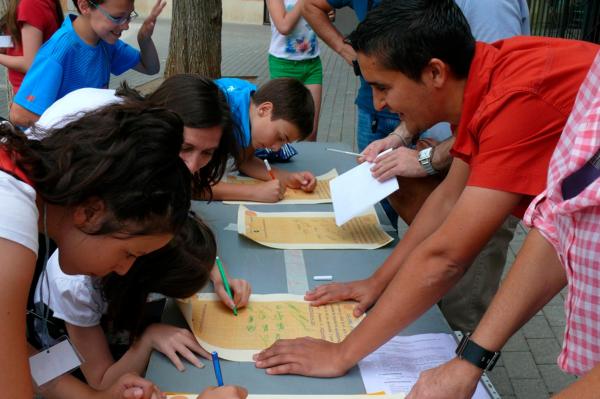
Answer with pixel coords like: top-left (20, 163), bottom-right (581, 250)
top-left (0, 102), bottom-right (191, 236)
top-left (348, 0), bottom-right (475, 81)
top-left (116, 75), bottom-right (239, 200)
top-left (2, 0), bottom-right (64, 47)
top-left (101, 212), bottom-right (216, 337)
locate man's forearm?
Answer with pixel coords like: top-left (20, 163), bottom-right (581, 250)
top-left (431, 136), bottom-right (455, 172)
top-left (339, 169), bottom-right (523, 370)
top-left (553, 363), bottom-right (600, 398)
top-left (341, 230), bottom-right (476, 366)
top-left (371, 158), bottom-right (470, 288)
top-left (303, 0), bottom-right (347, 55)
top-left (335, 161), bottom-right (472, 366)
top-left (471, 228), bottom-right (567, 351)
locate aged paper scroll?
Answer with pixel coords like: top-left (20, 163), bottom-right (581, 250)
top-left (223, 169), bottom-right (338, 205)
top-left (167, 395), bottom-right (406, 399)
top-left (177, 293), bottom-right (365, 362)
top-left (237, 205), bottom-right (393, 250)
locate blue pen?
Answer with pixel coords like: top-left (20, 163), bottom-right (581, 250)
top-left (211, 351), bottom-right (224, 386)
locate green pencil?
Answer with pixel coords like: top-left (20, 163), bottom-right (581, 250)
top-left (215, 256), bottom-right (237, 316)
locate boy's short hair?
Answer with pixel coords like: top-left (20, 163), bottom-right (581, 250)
top-left (348, 0), bottom-right (475, 81)
top-left (252, 78), bottom-right (314, 139)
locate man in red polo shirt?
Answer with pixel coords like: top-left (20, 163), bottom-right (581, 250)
top-left (253, 0), bottom-right (599, 377)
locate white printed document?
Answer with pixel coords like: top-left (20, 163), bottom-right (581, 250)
top-left (330, 150), bottom-right (398, 226)
top-left (358, 333), bottom-right (490, 398)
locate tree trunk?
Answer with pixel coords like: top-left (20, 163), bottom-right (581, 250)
top-left (165, 0), bottom-right (222, 78)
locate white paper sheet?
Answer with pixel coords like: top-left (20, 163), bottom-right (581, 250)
top-left (330, 151), bottom-right (398, 226)
top-left (358, 334), bottom-right (490, 398)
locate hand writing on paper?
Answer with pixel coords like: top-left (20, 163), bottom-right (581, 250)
top-left (215, 278), bottom-right (252, 310)
top-left (407, 358), bottom-right (482, 399)
top-left (253, 337), bottom-right (350, 377)
top-left (304, 277), bottom-right (384, 317)
top-left (252, 179), bottom-right (286, 202)
top-left (141, 324), bottom-right (210, 371)
top-left (137, 0), bottom-right (166, 42)
top-left (196, 385), bottom-right (248, 399)
top-left (284, 171), bottom-right (317, 192)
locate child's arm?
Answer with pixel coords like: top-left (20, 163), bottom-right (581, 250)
top-left (210, 147), bottom-right (286, 202)
top-left (267, 0), bottom-right (304, 35)
top-left (211, 179), bottom-right (286, 202)
top-left (0, 239), bottom-right (37, 397)
top-left (0, 24), bottom-right (43, 73)
top-left (66, 322), bottom-right (208, 390)
top-left (273, 167), bottom-right (317, 192)
top-left (132, 0), bottom-right (166, 75)
top-left (198, 386), bottom-right (248, 399)
top-left (239, 150), bottom-right (318, 193)
top-left (38, 370), bottom-right (162, 399)
top-left (9, 100), bottom-right (40, 126)
top-left (210, 261), bottom-right (252, 310)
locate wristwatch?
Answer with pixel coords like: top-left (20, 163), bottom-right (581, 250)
top-left (455, 334), bottom-right (501, 371)
top-left (417, 147), bottom-right (438, 175)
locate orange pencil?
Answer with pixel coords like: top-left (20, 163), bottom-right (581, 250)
top-left (263, 159), bottom-right (276, 180)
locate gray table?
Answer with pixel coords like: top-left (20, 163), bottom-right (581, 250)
top-left (146, 142), bottom-right (497, 397)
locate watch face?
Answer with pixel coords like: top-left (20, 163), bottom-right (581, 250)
top-left (419, 147), bottom-right (432, 161)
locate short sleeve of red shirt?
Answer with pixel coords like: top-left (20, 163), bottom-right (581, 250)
top-left (17, 0), bottom-right (59, 40)
top-left (451, 38), bottom-right (599, 218)
top-left (453, 91), bottom-right (565, 217)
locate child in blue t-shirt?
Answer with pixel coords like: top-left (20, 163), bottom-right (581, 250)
top-left (213, 77), bottom-right (318, 203)
top-left (10, 0), bottom-right (166, 127)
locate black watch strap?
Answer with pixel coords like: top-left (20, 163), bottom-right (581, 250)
top-left (455, 334), bottom-right (500, 371)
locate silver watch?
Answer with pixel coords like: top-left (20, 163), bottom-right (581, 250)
top-left (418, 147), bottom-right (438, 175)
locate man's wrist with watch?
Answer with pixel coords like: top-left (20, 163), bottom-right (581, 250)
top-left (417, 146), bottom-right (439, 175)
top-left (455, 333), bottom-right (501, 372)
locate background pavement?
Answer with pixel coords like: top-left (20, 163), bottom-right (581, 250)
top-left (2, 16), bottom-right (574, 399)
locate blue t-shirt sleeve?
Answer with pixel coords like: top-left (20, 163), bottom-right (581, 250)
top-left (14, 56), bottom-right (63, 116)
top-left (109, 40), bottom-right (141, 76)
top-left (215, 78), bottom-right (254, 149)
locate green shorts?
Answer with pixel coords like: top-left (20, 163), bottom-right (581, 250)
top-left (268, 54), bottom-right (323, 85)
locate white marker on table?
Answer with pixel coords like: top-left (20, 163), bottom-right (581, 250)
top-left (326, 148), bottom-right (362, 157)
top-left (313, 275), bottom-right (333, 281)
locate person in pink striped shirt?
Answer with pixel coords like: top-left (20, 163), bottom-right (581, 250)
top-left (409, 50), bottom-right (600, 399)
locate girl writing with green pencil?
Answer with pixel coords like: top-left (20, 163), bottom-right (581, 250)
top-left (32, 214), bottom-right (248, 394)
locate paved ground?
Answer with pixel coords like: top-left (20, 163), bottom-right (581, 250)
top-left (3, 17), bottom-right (575, 399)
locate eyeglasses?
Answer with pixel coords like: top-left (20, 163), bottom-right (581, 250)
top-left (88, 0), bottom-right (138, 25)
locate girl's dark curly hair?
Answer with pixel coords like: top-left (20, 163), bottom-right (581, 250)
top-left (0, 101), bottom-right (191, 236)
top-left (101, 212), bottom-right (216, 337)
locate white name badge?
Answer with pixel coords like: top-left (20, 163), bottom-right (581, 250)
top-left (29, 338), bottom-right (82, 386)
top-left (0, 35), bottom-right (14, 48)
